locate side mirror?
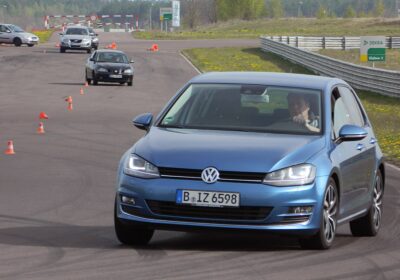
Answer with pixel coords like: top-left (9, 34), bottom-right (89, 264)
top-left (338, 125), bottom-right (367, 142)
top-left (133, 113), bottom-right (153, 131)
top-left (89, 57), bottom-right (95, 61)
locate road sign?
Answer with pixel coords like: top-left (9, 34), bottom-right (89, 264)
top-left (172, 0), bottom-right (180, 27)
top-left (360, 36), bottom-right (386, 62)
top-left (163, 13), bottom-right (172, 20)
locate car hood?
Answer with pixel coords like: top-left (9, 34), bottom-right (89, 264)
top-left (62, 35), bottom-right (91, 40)
top-left (133, 127), bottom-right (325, 173)
top-left (96, 62), bottom-right (131, 69)
top-left (20, 32), bottom-right (38, 39)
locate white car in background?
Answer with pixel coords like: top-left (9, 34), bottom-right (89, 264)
top-left (59, 26), bottom-right (93, 54)
top-left (0, 23), bottom-right (39, 47)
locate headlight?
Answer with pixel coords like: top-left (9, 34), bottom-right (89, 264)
top-left (92, 37), bottom-right (99, 42)
top-left (124, 154), bottom-right (160, 178)
top-left (123, 69), bottom-right (133, 74)
top-left (62, 38), bottom-right (70, 43)
top-left (82, 38), bottom-right (91, 43)
top-left (97, 67), bottom-right (108, 73)
top-left (263, 164), bottom-right (316, 186)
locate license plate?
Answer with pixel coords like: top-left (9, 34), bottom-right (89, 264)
top-left (176, 190), bottom-right (240, 208)
top-left (110, 74), bottom-right (122, 78)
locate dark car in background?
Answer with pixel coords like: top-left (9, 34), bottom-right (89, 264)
top-left (85, 49), bottom-right (134, 86)
top-left (88, 27), bottom-right (99, 50)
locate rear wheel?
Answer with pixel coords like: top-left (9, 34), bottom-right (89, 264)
top-left (350, 170), bottom-right (383, 236)
top-left (114, 197), bottom-right (154, 246)
top-left (13, 37), bottom-right (22, 47)
top-left (299, 178), bottom-right (338, 250)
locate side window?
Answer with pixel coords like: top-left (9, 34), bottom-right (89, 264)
top-left (338, 86), bottom-right (364, 127)
top-left (0, 25), bottom-right (6, 32)
top-left (332, 94), bottom-right (352, 137)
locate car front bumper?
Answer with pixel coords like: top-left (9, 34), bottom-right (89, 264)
top-left (95, 73), bottom-right (133, 83)
top-left (61, 41), bottom-right (92, 50)
top-left (116, 174), bottom-right (329, 236)
top-left (23, 37), bottom-right (39, 45)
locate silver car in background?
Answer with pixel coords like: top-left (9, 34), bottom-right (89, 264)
top-left (0, 23), bottom-right (39, 47)
top-left (59, 26), bottom-right (93, 53)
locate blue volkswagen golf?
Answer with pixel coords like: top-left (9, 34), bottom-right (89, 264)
top-left (115, 72), bottom-right (385, 249)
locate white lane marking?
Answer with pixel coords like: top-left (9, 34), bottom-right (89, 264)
top-left (387, 163), bottom-right (400, 173)
top-left (180, 52), bottom-right (202, 74)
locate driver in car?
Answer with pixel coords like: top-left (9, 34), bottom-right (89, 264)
top-left (287, 93), bottom-right (320, 133)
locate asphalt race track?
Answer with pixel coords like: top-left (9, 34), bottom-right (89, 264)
top-left (0, 32), bottom-right (400, 280)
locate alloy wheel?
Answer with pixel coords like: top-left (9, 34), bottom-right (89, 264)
top-left (323, 184), bottom-right (337, 244)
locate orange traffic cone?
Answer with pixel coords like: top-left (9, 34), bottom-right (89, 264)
top-left (65, 96), bottom-right (73, 103)
top-left (55, 43), bottom-right (60, 48)
top-left (39, 111), bottom-right (49, 120)
top-left (151, 44), bottom-right (159, 52)
top-left (111, 42), bottom-right (117, 49)
top-left (80, 88), bottom-right (84, 95)
top-left (67, 102), bottom-right (73, 111)
top-left (4, 140), bottom-right (15, 155)
top-left (84, 81), bottom-right (89, 87)
top-left (37, 122), bottom-right (45, 134)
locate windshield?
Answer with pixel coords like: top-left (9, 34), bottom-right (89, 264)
top-left (9, 25), bottom-right (24, 32)
top-left (159, 84), bottom-right (322, 135)
top-left (96, 52), bottom-right (128, 63)
top-left (65, 28), bottom-right (88, 35)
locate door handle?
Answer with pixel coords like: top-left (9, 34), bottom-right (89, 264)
top-left (370, 138), bottom-right (377, 144)
top-left (356, 144), bottom-right (365, 151)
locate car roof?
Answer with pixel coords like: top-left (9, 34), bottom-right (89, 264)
top-left (66, 26), bottom-right (88, 30)
top-left (189, 72), bottom-right (344, 91)
top-left (95, 49), bottom-right (126, 54)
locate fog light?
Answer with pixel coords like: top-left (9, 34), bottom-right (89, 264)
top-left (289, 206), bottom-right (313, 214)
top-left (121, 195), bottom-right (136, 205)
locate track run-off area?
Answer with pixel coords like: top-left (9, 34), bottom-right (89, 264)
top-left (0, 32), bottom-right (400, 280)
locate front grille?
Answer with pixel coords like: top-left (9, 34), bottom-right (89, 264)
top-left (158, 167), bottom-right (265, 183)
top-left (71, 39), bottom-right (82, 43)
top-left (146, 200), bottom-right (272, 222)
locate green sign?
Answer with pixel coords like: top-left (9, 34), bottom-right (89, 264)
top-left (367, 48), bottom-right (386, 62)
top-left (163, 13), bottom-right (172, 20)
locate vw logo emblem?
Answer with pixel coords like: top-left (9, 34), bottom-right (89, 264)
top-left (201, 167), bottom-right (219, 184)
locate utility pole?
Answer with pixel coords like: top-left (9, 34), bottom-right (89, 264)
top-left (397, 0), bottom-right (400, 17)
top-left (1, 5), bottom-right (7, 23)
top-left (298, 1), bottom-right (303, 17)
top-left (149, 3), bottom-right (153, 30)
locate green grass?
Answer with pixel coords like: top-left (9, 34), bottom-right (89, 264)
top-left (183, 47), bottom-right (400, 165)
top-left (318, 49), bottom-right (400, 71)
top-left (32, 30), bottom-right (54, 43)
top-left (134, 18), bottom-right (400, 40)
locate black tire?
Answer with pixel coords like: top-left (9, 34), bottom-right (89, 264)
top-left (60, 48), bottom-right (66, 53)
top-left (27, 44), bottom-right (34, 47)
top-left (299, 178), bottom-right (338, 250)
top-left (128, 81), bottom-right (133, 86)
top-left (85, 74), bottom-right (91, 85)
top-left (92, 72), bottom-right (98, 85)
top-left (350, 169), bottom-right (383, 236)
top-left (13, 37), bottom-right (22, 47)
top-left (114, 197), bottom-right (154, 246)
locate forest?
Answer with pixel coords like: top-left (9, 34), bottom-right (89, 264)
top-left (0, 0), bottom-right (397, 29)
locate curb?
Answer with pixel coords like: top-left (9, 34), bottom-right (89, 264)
top-left (180, 51), bottom-right (202, 74)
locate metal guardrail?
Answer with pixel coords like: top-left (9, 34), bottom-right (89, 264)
top-left (260, 36), bottom-right (400, 97)
top-left (268, 36), bottom-right (400, 50)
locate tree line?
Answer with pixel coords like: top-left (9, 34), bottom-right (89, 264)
top-left (0, 0), bottom-right (397, 29)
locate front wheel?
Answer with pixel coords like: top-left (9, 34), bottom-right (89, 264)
top-left (350, 169), bottom-right (383, 236)
top-left (299, 178), bottom-right (338, 250)
top-left (114, 198), bottom-right (154, 246)
top-left (60, 47), bottom-right (66, 53)
top-left (27, 44), bottom-right (34, 47)
top-left (13, 38), bottom-right (22, 47)
top-left (127, 80), bottom-right (133, 86)
top-left (92, 72), bottom-right (98, 85)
